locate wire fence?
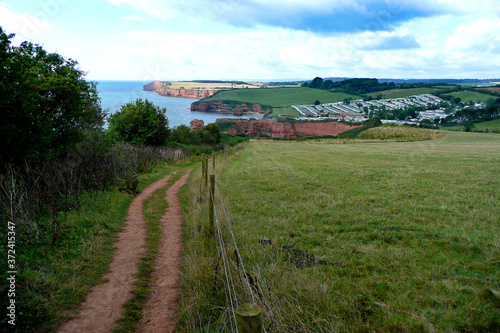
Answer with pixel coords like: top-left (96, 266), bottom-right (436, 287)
top-left (202, 143), bottom-right (268, 332)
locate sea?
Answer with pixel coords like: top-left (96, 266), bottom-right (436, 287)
top-left (97, 81), bottom-right (250, 128)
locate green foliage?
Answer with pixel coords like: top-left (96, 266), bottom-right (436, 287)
top-left (309, 77), bottom-right (324, 88)
top-left (108, 99), bottom-right (170, 145)
top-left (464, 122), bottom-right (476, 132)
top-left (170, 125), bottom-right (200, 145)
top-left (0, 27), bottom-right (105, 164)
top-left (201, 123), bottom-right (222, 144)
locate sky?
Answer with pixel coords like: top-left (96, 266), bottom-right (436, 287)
top-left (1, 0), bottom-right (499, 81)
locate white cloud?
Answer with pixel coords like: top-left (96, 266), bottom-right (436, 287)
top-left (120, 16), bottom-right (147, 21)
top-left (446, 16), bottom-right (500, 53)
top-left (0, 3), bottom-right (53, 40)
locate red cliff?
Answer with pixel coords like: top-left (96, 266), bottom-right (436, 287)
top-left (216, 119), bottom-right (360, 138)
top-left (191, 101), bottom-right (270, 116)
top-left (189, 119), bottom-right (205, 131)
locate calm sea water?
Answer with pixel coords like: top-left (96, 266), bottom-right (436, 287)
top-left (97, 81), bottom-right (250, 128)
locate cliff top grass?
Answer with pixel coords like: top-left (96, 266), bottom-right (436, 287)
top-left (165, 81), bottom-right (261, 90)
top-left (178, 131), bottom-right (500, 332)
top-left (199, 87), bottom-right (361, 108)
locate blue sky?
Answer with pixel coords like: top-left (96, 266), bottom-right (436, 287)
top-left (1, 0), bottom-right (499, 81)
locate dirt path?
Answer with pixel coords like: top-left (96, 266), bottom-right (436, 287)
top-left (137, 169), bottom-right (191, 333)
top-left (59, 172), bottom-right (176, 333)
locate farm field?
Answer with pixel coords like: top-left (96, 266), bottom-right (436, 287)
top-left (366, 87), bottom-right (445, 99)
top-left (446, 118), bottom-right (500, 132)
top-left (201, 87), bottom-right (360, 108)
top-left (179, 131), bottom-right (500, 332)
top-left (167, 81), bottom-right (261, 90)
top-left (443, 90), bottom-right (495, 103)
top-left (477, 86), bottom-right (500, 94)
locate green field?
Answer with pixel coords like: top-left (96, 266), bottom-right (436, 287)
top-left (367, 87), bottom-right (444, 99)
top-left (179, 132), bottom-right (500, 332)
top-left (200, 87), bottom-right (360, 108)
top-left (475, 118), bottom-right (500, 130)
top-left (432, 85), bottom-right (458, 90)
top-left (446, 118), bottom-right (500, 132)
top-left (443, 90), bottom-right (495, 103)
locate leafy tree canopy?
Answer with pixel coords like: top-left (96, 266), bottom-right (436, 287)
top-left (202, 123), bottom-right (222, 144)
top-left (0, 27), bottom-right (105, 164)
top-left (108, 98), bottom-right (170, 145)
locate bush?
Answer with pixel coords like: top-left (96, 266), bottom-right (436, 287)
top-left (202, 123), bottom-right (222, 144)
top-left (108, 99), bottom-right (170, 145)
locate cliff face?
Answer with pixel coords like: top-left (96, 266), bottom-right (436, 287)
top-left (191, 100), bottom-right (270, 115)
top-left (143, 81), bottom-right (217, 99)
top-left (215, 119), bottom-right (360, 138)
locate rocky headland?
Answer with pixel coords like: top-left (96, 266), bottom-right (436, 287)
top-left (143, 81), bottom-right (217, 99)
top-left (190, 100), bottom-right (270, 116)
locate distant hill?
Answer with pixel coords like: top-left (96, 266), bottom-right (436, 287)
top-left (268, 78), bottom-right (500, 86)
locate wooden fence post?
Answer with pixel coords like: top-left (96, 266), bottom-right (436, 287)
top-left (205, 156), bottom-right (209, 186)
top-left (208, 174), bottom-right (215, 235)
top-left (236, 303), bottom-right (263, 333)
top-left (212, 153), bottom-right (216, 170)
top-left (201, 153), bottom-right (206, 186)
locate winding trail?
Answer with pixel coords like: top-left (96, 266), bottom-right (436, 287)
top-left (137, 169), bottom-right (191, 333)
top-left (59, 170), bottom-right (189, 333)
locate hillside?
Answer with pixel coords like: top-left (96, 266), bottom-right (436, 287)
top-left (199, 87), bottom-right (360, 108)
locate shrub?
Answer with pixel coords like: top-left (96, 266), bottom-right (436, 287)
top-left (108, 99), bottom-right (170, 145)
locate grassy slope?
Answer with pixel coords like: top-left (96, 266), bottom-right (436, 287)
top-left (367, 87), bottom-right (444, 99)
top-left (443, 91), bottom-right (495, 103)
top-left (200, 87), bottom-right (360, 108)
top-left (202, 132), bottom-right (500, 332)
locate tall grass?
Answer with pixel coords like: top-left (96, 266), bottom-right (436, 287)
top-left (357, 125), bottom-right (445, 141)
top-left (178, 132), bottom-right (500, 332)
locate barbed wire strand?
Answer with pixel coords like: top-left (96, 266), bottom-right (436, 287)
top-left (212, 187), bottom-right (239, 332)
top-left (215, 182), bottom-right (256, 304)
top-left (215, 181), bottom-right (269, 333)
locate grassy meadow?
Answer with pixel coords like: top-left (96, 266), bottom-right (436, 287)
top-left (178, 132), bottom-right (500, 332)
top-left (201, 87), bottom-right (360, 108)
top-left (443, 90), bottom-right (495, 103)
top-left (366, 87), bottom-right (445, 99)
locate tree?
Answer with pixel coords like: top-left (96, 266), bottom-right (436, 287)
top-left (202, 123), bottom-right (222, 144)
top-left (314, 100), bottom-right (321, 105)
top-left (108, 99), bottom-right (170, 145)
top-left (170, 124), bottom-right (199, 145)
top-left (464, 122), bottom-right (475, 132)
top-left (0, 27), bottom-right (105, 164)
top-left (320, 79), bottom-right (333, 90)
top-left (453, 97), bottom-right (462, 104)
top-left (309, 77), bottom-right (324, 89)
